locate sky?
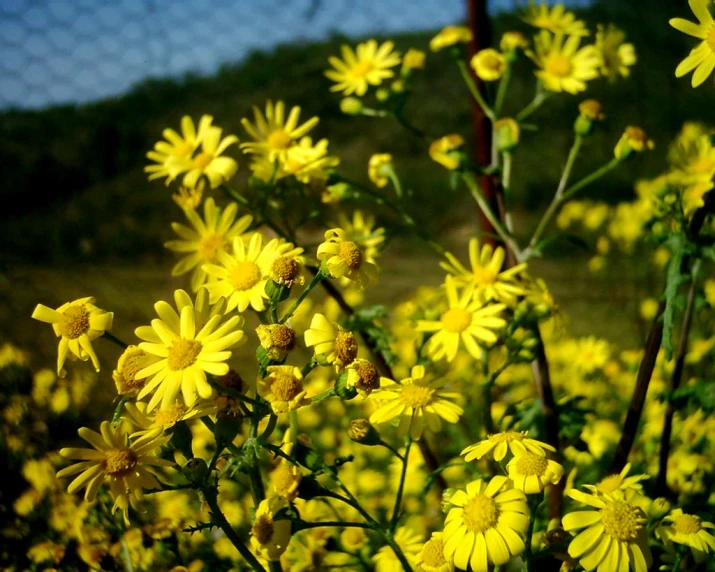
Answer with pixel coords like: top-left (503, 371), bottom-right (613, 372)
top-left (0, 0), bottom-right (591, 110)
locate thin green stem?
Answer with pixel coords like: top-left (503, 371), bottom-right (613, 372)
top-left (379, 440), bottom-right (404, 461)
top-left (561, 158), bottom-right (620, 203)
top-left (279, 271), bottom-right (325, 324)
top-left (456, 57), bottom-right (496, 122)
top-left (102, 330), bottom-right (128, 349)
top-left (494, 63), bottom-right (512, 117)
top-left (392, 111), bottom-right (428, 141)
top-left (387, 169), bottom-right (403, 199)
top-left (382, 533), bottom-right (414, 571)
top-left (390, 437), bottom-right (412, 529)
top-left (523, 496), bottom-right (541, 572)
top-left (112, 395), bottom-right (129, 427)
top-left (515, 83), bottom-right (549, 122)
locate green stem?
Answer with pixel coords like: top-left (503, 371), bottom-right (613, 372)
top-left (561, 158), bottom-right (620, 203)
top-left (456, 57), bottom-right (496, 122)
top-left (279, 271), bottom-right (325, 324)
top-left (392, 111), bottom-right (428, 141)
top-left (672, 551), bottom-right (684, 571)
top-left (386, 169), bottom-right (403, 199)
top-left (220, 183), bottom-right (250, 207)
top-left (382, 533), bottom-right (414, 571)
top-left (523, 496), bottom-right (541, 572)
top-left (296, 520), bottom-right (372, 531)
top-left (102, 331), bottom-right (128, 349)
top-left (379, 440), bottom-right (404, 461)
top-left (390, 438), bottom-right (412, 529)
top-left (515, 83), bottom-right (549, 122)
top-left (112, 395), bottom-right (129, 427)
top-left (494, 63), bottom-right (513, 117)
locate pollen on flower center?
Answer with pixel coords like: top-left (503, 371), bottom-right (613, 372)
top-left (59, 305), bottom-right (90, 339)
top-left (154, 403), bottom-right (188, 427)
top-left (193, 152), bottom-right (213, 169)
top-left (421, 537), bottom-right (447, 567)
top-left (335, 331), bottom-right (358, 364)
top-left (270, 324), bottom-right (296, 350)
top-left (103, 448), bottom-right (137, 476)
top-left (673, 514), bottom-right (701, 534)
top-left (252, 514), bottom-right (274, 544)
top-left (400, 384), bottom-right (434, 408)
top-left (338, 241), bottom-right (363, 269)
top-left (167, 339), bottom-right (202, 371)
top-left (271, 373), bottom-right (303, 401)
top-left (546, 54), bottom-right (573, 77)
top-left (353, 361), bottom-right (380, 392)
top-left (462, 494), bottom-right (499, 533)
top-left (273, 256), bottom-right (300, 284)
top-left (230, 261), bottom-right (262, 291)
top-left (515, 452), bottom-right (549, 476)
top-left (601, 500), bottom-right (641, 541)
top-left (198, 233), bottom-right (225, 261)
top-left (473, 266), bottom-right (498, 284)
top-left (351, 60), bottom-right (375, 77)
top-left (441, 307), bottom-right (472, 333)
top-left (267, 130), bottom-right (293, 150)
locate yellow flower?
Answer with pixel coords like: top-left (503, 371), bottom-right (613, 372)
top-left (471, 49), bottom-right (507, 81)
top-left (165, 197), bottom-right (253, 292)
top-left (578, 99), bottom-right (606, 121)
top-left (656, 508), bottom-right (715, 562)
top-left (258, 365), bottom-right (310, 415)
top-left (134, 289), bottom-right (245, 410)
top-left (442, 476), bottom-right (529, 571)
top-left (122, 400), bottom-right (214, 436)
top-left (22, 457), bottom-right (57, 494)
top-left (171, 125), bottom-right (239, 189)
top-left (335, 210), bottom-right (386, 264)
top-left (32, 297), bottom-right (114, 377)
top-left (171, 182), bottom-right (204, 210)
top-left (614, 127), bottom-right (654, 160)
top-left (373, 527), bottom-right (423, 571)
top-left (501, 32), bottom-right (530, 51)
top-left (27, 541), bottom-right (65, 565)
top-left (270, 462), bottom-right (303, 501)
top-left (440, 238), bottom-right (528, 305)
top-left (528, 31), bottom-right (601, 94)
top-left (257, 324), bottom-right (296, 362)
top-left (507, 451), bottom-right (563, 494)
top-left (241, 100), bottom-right (320, 164)
top-left (56, 421), bottom-right (172, 524)
top-left (304, 313), bottom-right (358, 370)
top-left (317, 228), bottom-right (379, 289)
top-left (202, 232), bottom-right (281, 312)
top-left (591, 463), bottom-right (649, 494)
top-left (369, 365), bottom-right (463, 440)
top-left (416, 277), bottom-right (506, 362)
top-left (563, 488), bottom-right (652, 572)
top-left (670, 0), bottom-right (715, 87)
top-left (430, 26), bottom-right (473, 52)
top-left (522, 1), bottom-right (589, 36)
top-left (145, 115), bottom-right (213, 184)
top-left (462, 430), bottom-right (556, 462)
top-left (325, 40), bottom-right (401, 96)
top-left (368, 153), bottom-right (393, 187)
top-left (0, 342), bottom-right (29, 369)
top-left (416, 532), bottom-right (454, 572)
top-left (595, 24), bottom-right (636, 80)
top-left (429, 134), bottom-right (465, 170)
top-left (346, 359), bottom-right (382, 398)
top-left (403, 48), bottom-right (426, 70)
top-left (113, 346), bottom-right (158, 397)
top-left (251, 497), bottom-right (292, 561)
top-left (270, 239), bottom-right (308, 288)
top-left (281, 136), bottom-right (339, 183)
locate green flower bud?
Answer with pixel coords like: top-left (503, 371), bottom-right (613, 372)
top-left (347, 419), bottom-right (381, 445)
top-left (183, 458), bottom-right (208, 484)
top-left (340, 97), bottom-right (363, 115)
top-left (335, 371), bottom-right (358, 400)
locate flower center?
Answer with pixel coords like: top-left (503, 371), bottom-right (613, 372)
top-left (103, 448), bottom-right (137, 476)
top-left (515, 452), bottom-right (548, 476)
top-left (400, 384), bottom-right (434, 408)
top-left (601, 500), bottom-right (641, 542)
top-left (441, 308), bottom-right (472, 333)
top-left (154, 403), bottom-right (188, 428)
top-left (352, 360), bottom-right (380, 391)
top-left (272, 256), bottom-right (300, 284)
top-left (473, 266), bottom-right (498, 285)
top-left (197, 232), bottom-right (225, 261)
top-left (338, 241), bottom-right (363, 269)
top-left (229, 261), bottom-right (262, 291)
top-left (252, 514), bottom-right (274, 545)
top-left (707, 23), bottom-right (715, 52)
top-left (546, 54), bottom-right (572, 77)
top-left (270, 324), bottom-right (296, 350)
top-left (175, 141), bottom-right (193, 156)
top-left (596, 474), bottom-right (622, 493)
top-left (335, 331), bottom-right (359, 365)
top-left (673, 514), bottom-right (701, 534)
top-left (421, 537), bottom-right (447, 567)
top-left (193, 152), bottom-right (213, 170)
top-left (482, 53), bottom-right (503, 71)
top-left (462, 494), bottom-right (499, 533)
top-left (59, 305), bottom-right (90, 339)
top-left (267, 129), bottom-right (293, 150)
top-left (271, 373), bottom-right (303, 401)
top-left (351, 60), bottom-right (375, 77)
top-left (119, 350), bottom-right (148, 389)
top-left (167, 339), bottom-right (202, 371)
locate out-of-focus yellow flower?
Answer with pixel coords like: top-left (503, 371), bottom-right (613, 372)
top-left (403, 48), bottom-right (426, 71)
top-left (640, 298), bottom-right (660, 321)
top-left (595, 24), bottom-right (636, 81)
top-left (429, 26), bottom-right (472, 52)
top-left (670, 0), bottom-right (715, 87)
top-left (471, 48), bottom-right (507, 81)
top-left (429, 134), bottom-right (466, 170)
top-left (172, 182), bottom-right (204, 210)
top-left (145, 115), bottom-right (213, 184)
top-left (656, 509), bottom-right (715, 562)
top-left (494, 117), bottom-right (520, 152)
top-left (373, 527), bottom-right (423, 571)
top-left (522, 1), bottom-right (589, 36)
top-left (501, 31), bottom-right (530, 51)
top-left (27, 541), bottom-right (65, 565)
top-left (528, 31), bottom-right (601, 94)
top-left (317, 228), bottom-right (379, 289)
top-left (250, 497), bottom-right (292, 561)
top-left (614, 127), bottom-right (654, 160)
top-left (0, 342), bottom-right (29, 368)
top-left (325, 40), bottom-right (401, 96)
top-left (32, 297), bottom-right (114, 377)
top-left (416, 532), bottom-right (454, 572)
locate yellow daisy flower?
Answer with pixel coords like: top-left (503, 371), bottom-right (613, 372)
top-left (368, 153), bottom-right (393, 188)
top-left (56, 421), bottom-right (172, 524)
top-left (440, 238), bottom-right (528, 305)
top-left (670, 0), bottom-right (715, 87)
top-left (251, 497), bottom-right (292, 561)
top-left (317, 228), bottom-right (379, 289)
top-left (281, 136), bottom-right (339, 184)
top-left (335, 210), bottom-right (386, 264)
top-left (241, 100), bottom-right (320, 165)
top-left (471, 49), bottom-right (508, 81)
top-left (595, 24), bottom-right (636, 80)
top-left (145, 115), bottom-right (214, 184)
top-left (442, 476), bottom-right (529, 571)
top-left (134, 289), bottom-right (245, 410)
top-left (122, 400), bottom-right (215, 437)
top-left (522, 1), bottom-right (589, 36)
top-left (528, 30), bottom-right (601, 94)
top-left (369, 365), bottom-right (463, 440)
top-left (202, 232), bottom-right (281, 313)
top-left (346, 359), bottom-right (382, 398)
top-left (270, 461), bottom-right (303, 501)
top-left (563, 488), bottom-right (652, 572)
top-left (270, 239), bottom-right (307, 288)
top-left (258, 365), bottom-right (310, 415)
top-left (257, 323), bottom-right (296, 361)
top-left (32, 297), bottom-right (114, 377)
top-left (501, 32), bottom-right (530, 52)
top-left (461, 430), bottom-right (556, 463)
top-left (171, 125), bottom-right (239, 189)
top-left (113, 345), bottom-right (158, 397)
top-left (507, 451), bottom-right (563, 494)
top-left (304, 313), bottom-right (358, 370)
top-left (429, 26), bottom-right (473, 52)
top-left (325, 40), bottom-right (401, 96)
top-left (656, 509), bottom-right (715, 562)
top-left (372, 527), bottom-right (422, 572)
top-left (416, 277), bottom-right (506, 362)
top-left (429, 134), bottom-right (465, 170)
top-left (415, 532), bottom-right (454, 572)
top-left (590, 463), bottom-right (649, 494)
top-left (165, 197), bottom-right (253, 292)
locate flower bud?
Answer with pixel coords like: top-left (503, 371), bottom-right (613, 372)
top-left (429, 134), bottom-right (466, 171)
top-left (649, 497), bottom-right (671, 520)
top-left (335, 371), bottom-right (358, 400)
top-left (614, 126), bottom-right (654, 161)
top-left (376, 88), bottom-right (390, 102)
top-left (575, 99), bottom-right (605, 136)
top-left (340, 97), bottom-right (363, 115)
top-left (347, 418), bottom-right (381, 445)
top-left (494, 117), bottom-right (520, 152)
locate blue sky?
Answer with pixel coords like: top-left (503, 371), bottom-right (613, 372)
top-left (0, 0), bottom-right (590, 110)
